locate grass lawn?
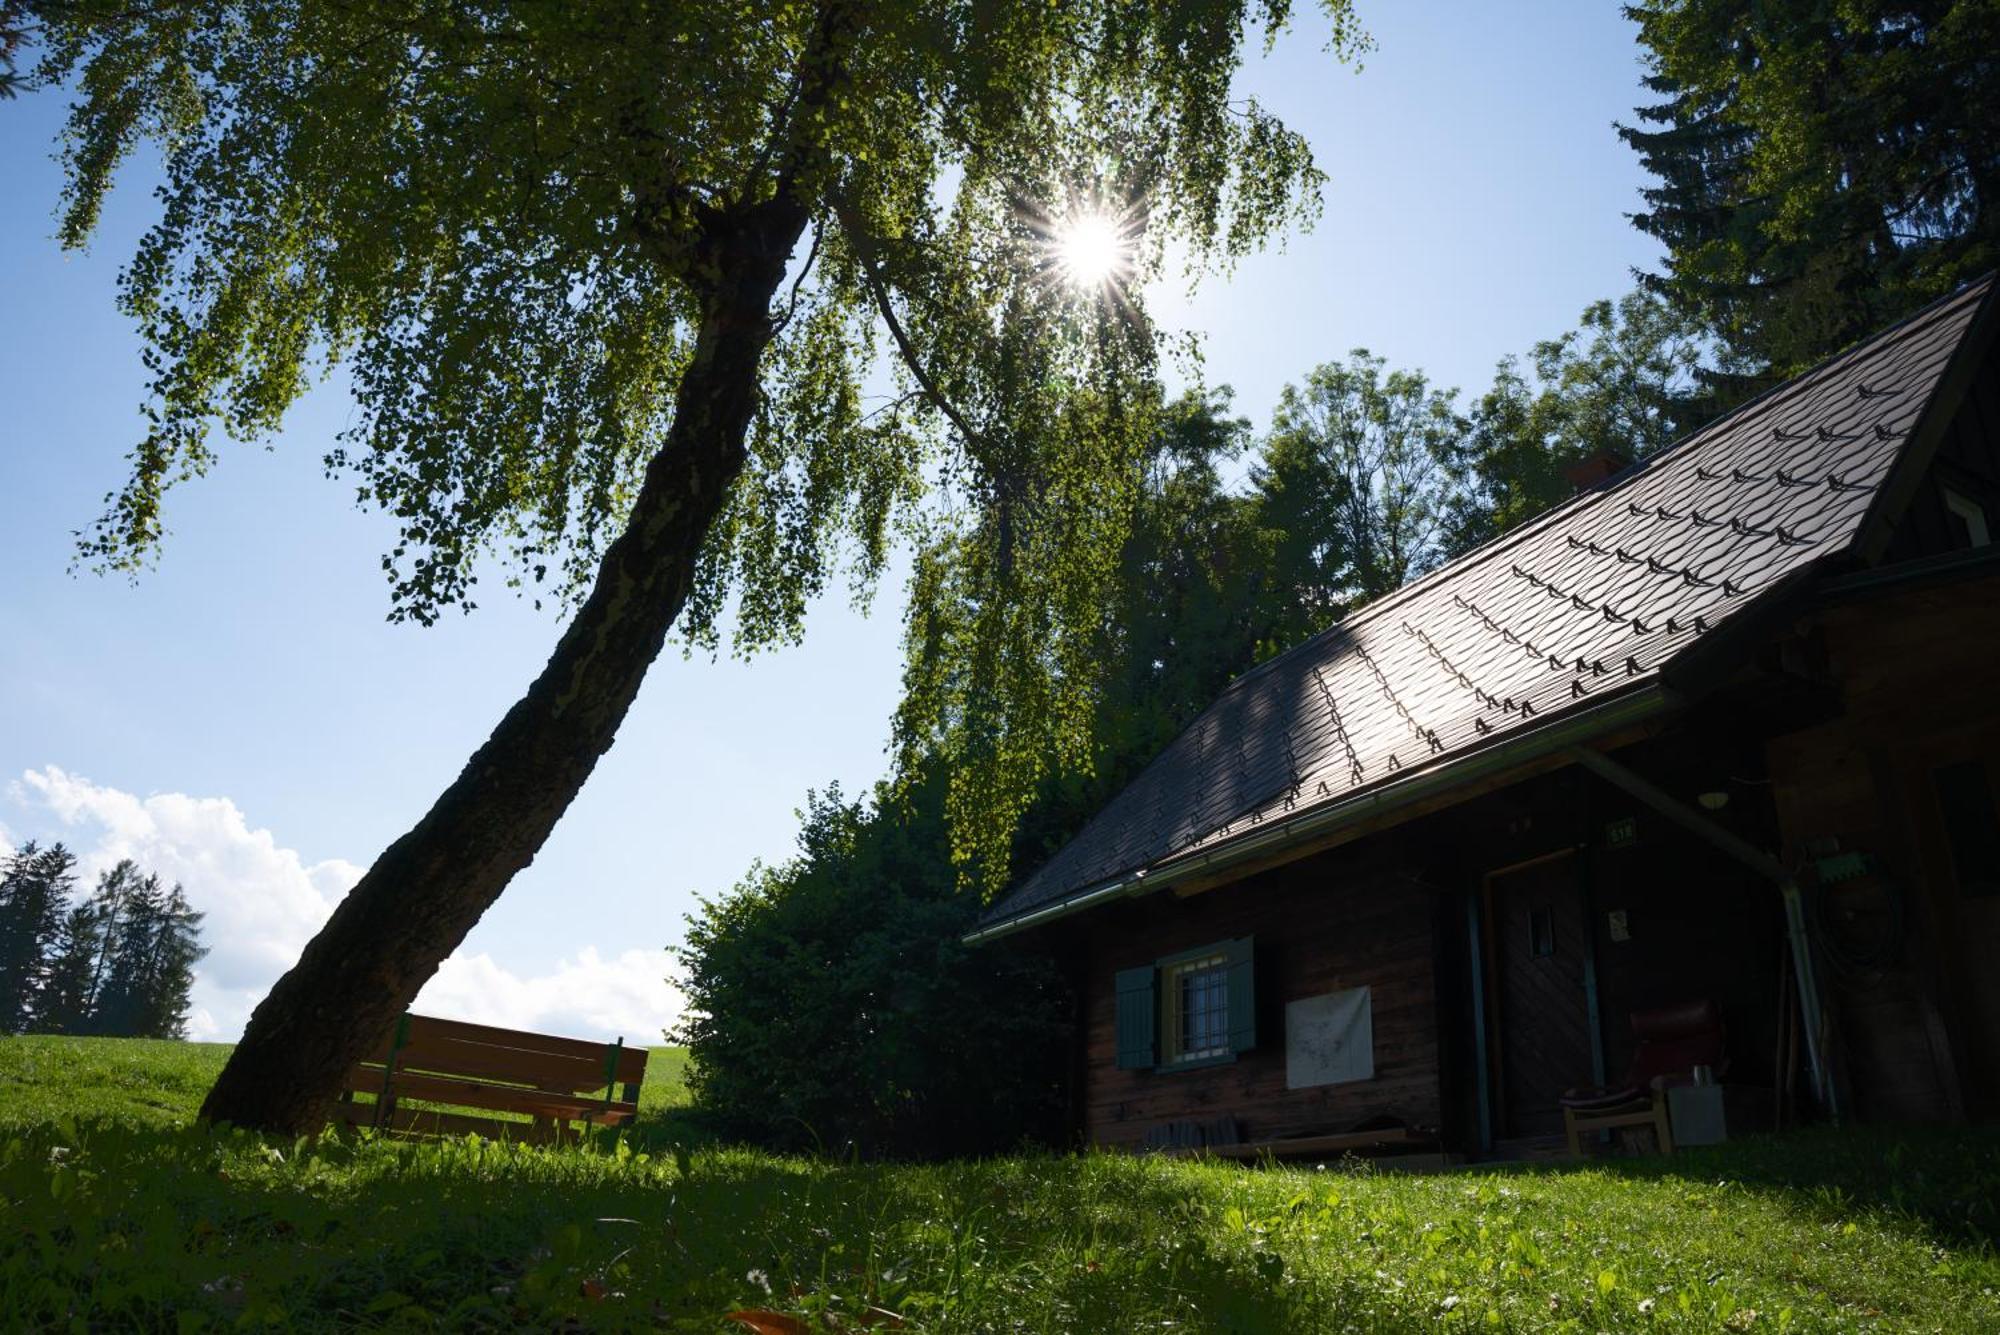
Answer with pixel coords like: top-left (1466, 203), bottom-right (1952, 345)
top-left (1, 1037), bottom-right (1996, 1331)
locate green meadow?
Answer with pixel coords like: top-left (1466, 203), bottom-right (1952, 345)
top-left (1, 1036), bottom-right (1995, 1332)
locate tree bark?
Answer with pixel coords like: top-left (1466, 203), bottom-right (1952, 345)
top-left (199, 190), bottom-right (815, 1134)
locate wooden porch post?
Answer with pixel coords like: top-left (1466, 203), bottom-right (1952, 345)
top-left (1465, 893), bottom-right (1494, 1154)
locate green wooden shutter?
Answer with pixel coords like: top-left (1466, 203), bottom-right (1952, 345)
top-left (1225, 937), bottom-right (1257, 1054)
top-left (1115, 966), bottom-right (1157, 1069)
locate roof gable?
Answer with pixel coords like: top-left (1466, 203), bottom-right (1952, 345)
top-left (980, 276), bottom-right (1997, 933)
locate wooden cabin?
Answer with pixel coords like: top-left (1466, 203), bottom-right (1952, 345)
top-left (968, 276), bottom-right (2000, 1158)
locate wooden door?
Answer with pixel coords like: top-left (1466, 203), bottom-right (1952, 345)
top-left (1486, 852), bottom-right (1596, 1138)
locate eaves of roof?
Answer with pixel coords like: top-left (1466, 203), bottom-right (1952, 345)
top-left (1812, 541), bottom-right (2000, 605)
top-left (962, 681), bottom-right (1672, 945)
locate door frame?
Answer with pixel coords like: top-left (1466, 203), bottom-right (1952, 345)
top-left (1476, 845), bottom-right (1605, 1140)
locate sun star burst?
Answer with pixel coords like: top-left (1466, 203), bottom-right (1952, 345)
top-left (1053, 210), bottom-right (1133, 290)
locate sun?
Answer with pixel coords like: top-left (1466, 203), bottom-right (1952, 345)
top-left (1054, 210), bottom-right (1132, 290)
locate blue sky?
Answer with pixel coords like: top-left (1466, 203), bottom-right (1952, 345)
top-left (0, 2), bottom-right (1661, 1040)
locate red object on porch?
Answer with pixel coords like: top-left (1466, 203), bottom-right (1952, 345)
top-left (1561, 999), bottom-right (1727, 1155)
top-left (1629, 1000), bottom-right (1729, 1085)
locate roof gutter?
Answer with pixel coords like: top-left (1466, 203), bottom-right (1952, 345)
top-left (964, 682), bottom-right (1675, 945)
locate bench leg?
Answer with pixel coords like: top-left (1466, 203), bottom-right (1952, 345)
top-left (1564, 1107), bottom-right (1584, 1159)
top-left (1653, 1092), bottom-right (1674, 1154)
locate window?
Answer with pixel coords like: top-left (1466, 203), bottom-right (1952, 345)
top-left (1162, 952), bottom-right (1230, 1064)
top-left (1943, 487), bottom-right (1991, 549)
top-left (1114, 937), bottom-right (1255, 1071)
top-left (1528, 905), bottom-right (1556, 958)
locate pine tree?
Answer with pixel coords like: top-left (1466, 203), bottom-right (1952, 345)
top-left (1621, 0), bottom-right (2000, 379)
top-left (17, 859), bottom-right (208, 1038)
top-left (29, 900), bottom-right (106, 1034)
top-left (72, 860), bottom-right (143, 1035)
top-left (136, 883), bottom-right (206, 1040)
top-left (86, 869), bottom-right (207, 1039)
top-left (94, 868), bottom-right (167, 1038)
top-left (0, 842), bottom-right (76, 1033)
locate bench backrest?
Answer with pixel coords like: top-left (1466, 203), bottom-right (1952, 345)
top-left (334, 1012), bottom-right (649, 1143)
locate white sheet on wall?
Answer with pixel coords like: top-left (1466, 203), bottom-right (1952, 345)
top-left (1285, 986), bottom-right (1375, 1089)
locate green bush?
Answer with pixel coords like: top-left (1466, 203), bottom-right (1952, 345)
top-left (674, 773), bottom-right (1071, 1158)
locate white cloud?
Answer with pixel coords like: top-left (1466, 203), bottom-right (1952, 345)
top-left (6, 766), bottom-right (681, 1044)
top-left (418, 948), bottom-right (680, 1046)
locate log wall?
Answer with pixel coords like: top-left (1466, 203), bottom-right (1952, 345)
top-left (1767, 569), bottom-right (2000, 1121)
top-left (1070, 846), bottom-right (1445, 1149)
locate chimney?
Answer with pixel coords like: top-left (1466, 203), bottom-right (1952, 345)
top-left (1564, 450), bottom-right (1631, 493)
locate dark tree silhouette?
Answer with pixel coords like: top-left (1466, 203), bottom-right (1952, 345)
top-left (1623, 0), bottom-right (2000, 380)
top-left (0, 843), bottom-right (75, 1032)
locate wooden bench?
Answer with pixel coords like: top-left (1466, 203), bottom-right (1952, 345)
top-left (332, 1013), bottom-right (648, 1144)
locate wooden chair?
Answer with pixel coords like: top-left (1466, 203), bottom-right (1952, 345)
top-left (333, 1013), bottom-right (648, 1144)
top-left (1561, 999), bottom-right (1726, 1158)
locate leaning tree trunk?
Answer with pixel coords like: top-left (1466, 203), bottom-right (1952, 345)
top-left (199, 195), bottom-right (814, 1134)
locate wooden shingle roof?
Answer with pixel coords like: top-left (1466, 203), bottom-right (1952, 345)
top-left (977, 275), bottom-right (1997, 936)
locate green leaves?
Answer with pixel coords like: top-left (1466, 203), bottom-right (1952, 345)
top-left (29, 1), bottom-right (1362, 877)
top-left (1256, 349), bottom-right (1464, 618)
top-left (672, 774), bottom-right (1072, 1158)
top-left (1447, 290), bottom-right (1712, 555)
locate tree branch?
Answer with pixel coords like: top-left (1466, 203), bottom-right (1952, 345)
top-left (859, 388), bottom-right (925, 425)
top-left (769, 219), bottom-right (823, 335)
top-left (835, 204), bottom-right (992, 452)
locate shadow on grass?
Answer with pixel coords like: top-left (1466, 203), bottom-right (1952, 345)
top-left (3, 1115), bottom-right (1378, 1332)
top-left (10, 1109), bottom-right (1997, 1331)
top-left (622, 1102), bottom-right (728, 1154)
top-left (1473, 1122), bottom-right (2000, 1247)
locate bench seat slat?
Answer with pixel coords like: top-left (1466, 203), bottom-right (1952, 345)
top-left (331, 1100), bottom-right (577, 1144)
top-left (360, 1035), bottom-right (647, 1088)
top-left (347, 1067), bottom-right (638, 1125)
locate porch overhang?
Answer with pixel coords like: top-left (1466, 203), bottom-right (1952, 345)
top-left (1566, 745), bottom-right (1838, 1120)
top-left (964, 682), bottom-right (1675, 945)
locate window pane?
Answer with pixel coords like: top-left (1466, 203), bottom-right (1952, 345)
top-left (1186, 966), bottom-right (1226, 1054)
top-left (1530, 905), bottom-right (1555, 957)
top-left (1162, 956), bottom-right (1229, 1062)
